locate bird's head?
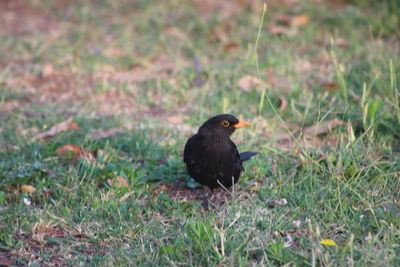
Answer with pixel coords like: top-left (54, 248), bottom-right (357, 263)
top-left (198, 114), bottom-right (251, 138)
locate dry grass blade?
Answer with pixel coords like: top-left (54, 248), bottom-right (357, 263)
top-left (108, 176), bottom-right (130, 189)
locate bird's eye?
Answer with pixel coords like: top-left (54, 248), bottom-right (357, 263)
top-left (221, 120), bottom-right (230, 127)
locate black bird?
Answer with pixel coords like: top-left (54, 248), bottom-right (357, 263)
top-left (183, 114), bottom-right (257, 189)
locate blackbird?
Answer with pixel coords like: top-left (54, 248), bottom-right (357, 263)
top-left (184, 114), bottom-right (257, 189)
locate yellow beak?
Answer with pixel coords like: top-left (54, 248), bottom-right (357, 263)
top-left (233, 121), bottom-right (251, 128)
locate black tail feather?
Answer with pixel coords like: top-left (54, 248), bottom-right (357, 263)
top-left (240, 152), bottom-right (258, 161)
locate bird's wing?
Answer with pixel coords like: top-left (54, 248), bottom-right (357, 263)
top-left (239, 151), bottom-right (258, 161)
top-left (183, 136), bottom-right (195, 163)
top-left (183, 134), bottom-right (205, 165)
top-left (184, 134), bottom-right (211, 179)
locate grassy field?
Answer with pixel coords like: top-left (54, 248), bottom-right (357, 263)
top-left (0, 0), bottom-right (399, 265)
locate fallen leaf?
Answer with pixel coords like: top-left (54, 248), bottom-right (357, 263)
top-left (278, 97), bottom-right (288, 112)
top-left (33, 117), bottom-right (79, 141)
top-left (269, 25), bottom-right (294, 36)
top-left (291, 14), bottom-right (309, 27)
top-left (56, 145), bottom-right (97, 164)
top-left (322, 82), bottom-right (340, 91)
top-left (108, 176), bottom-right (130, 189)
top-left (303, 120), bottom-right (347, 136)
top-left (320, 239), bottom-right (337, 246)
top-left (237, 75), bottom-right (265, 92)
top-left (273, 13), bottom-right (292, 25)
top-left (56, 145), bottom-right (82, 157)
top-left (20, 185), bottom-right (37, 193)
top-left (270, 13), bottom-right (309, 36)
top-left (335, 38), bottom-right (349, 47)
top-left (223, 41), bottom-right (238, 52)
top-left (42, 64), bottom-right (54, 78)
top-left (167, 116), bottom-right (183, 124)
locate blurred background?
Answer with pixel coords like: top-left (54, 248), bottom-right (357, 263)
top-left (1, 0), bottom-right (398, 129)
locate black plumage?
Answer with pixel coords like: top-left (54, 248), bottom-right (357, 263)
top-left (183, 114), bottom-right (257, 189)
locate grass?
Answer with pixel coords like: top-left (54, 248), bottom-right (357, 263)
top-left (0, 0), bottom-right (399, 265)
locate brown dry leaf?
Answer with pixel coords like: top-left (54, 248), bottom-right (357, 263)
top-left (278, 97), bottom-right (288, 112)
top-left (269, 25), bottom-right (294, 36)
top-left (55, 144), bottom-right (97, 164)
top-left (336, 38), bottom-right (349, 47)
top-left (237, 75), bottom-right (265, 92)
top-left (56, 144), bottom-right (82, 157)
top-left (291, 14), bottom-right (309, 27)
top-left (42, 64), bottom-right (54, 78)
top-left (20, 185), bottom-right (37, 193)
top-left (322, 82), bottom-right (340, 91)
top-left (167, 116), bottom-right (184, 125)
top-left (108, 176), bottom-right (130, 189)
top-left (33, 117), bottom-right (79, 141)
top-left (223, 42), bottom-right (238, 52)
top-left (270, 13), bottom-right (309, 36)
top-left (273, 13), bottom-right (292, 25)
top-left (304, 120), bottom-right (347, 136)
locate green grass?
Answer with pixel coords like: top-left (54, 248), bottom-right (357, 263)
top-left (1, 0), bottom-right (399, 265)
